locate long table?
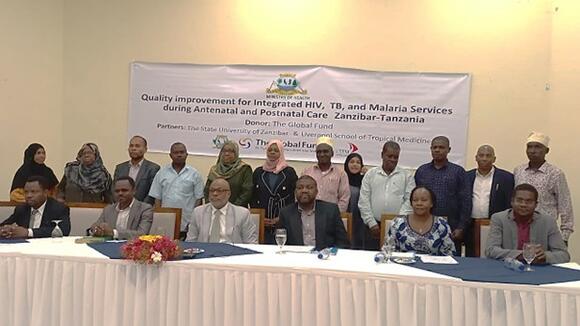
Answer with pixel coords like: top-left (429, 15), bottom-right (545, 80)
top-left (1, 237), bottom-right (579, 326)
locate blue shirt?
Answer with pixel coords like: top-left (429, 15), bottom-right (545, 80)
top-left (414, 161), bottom-right (471, 230)
top-left (148, 164), bottom-right (204, 231)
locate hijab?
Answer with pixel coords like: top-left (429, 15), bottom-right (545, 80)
top-left (262, 139), bottom-right (289, 174)
top-left (11, 143), bottom-right (59, 191)
top-left (64, 143), bottom-right (111, 194)
top-left (208, 141), bottom-right (249, 180)
top-left (344, 153), bottom-right (364, 188)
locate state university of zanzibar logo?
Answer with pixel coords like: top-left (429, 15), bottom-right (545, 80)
top-left (266, 73), bottom-right (307, 95)
top-left (212, 135), bottom-right (229, 149)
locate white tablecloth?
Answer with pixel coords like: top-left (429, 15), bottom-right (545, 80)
top-left (1, 237), bottom-right (579, 326)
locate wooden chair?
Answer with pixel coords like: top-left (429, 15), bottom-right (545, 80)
top-left (379, 214), bottom-right (397, 247)
top-left (474, 218), bottom-right (491, 257)
top-left (249, 208), bottom-right (266, 244)
top-left (340, 212), bottom-right (353, 243)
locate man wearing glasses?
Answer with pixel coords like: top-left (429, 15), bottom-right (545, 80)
top-left (186, 178), bottom-right (257, 244)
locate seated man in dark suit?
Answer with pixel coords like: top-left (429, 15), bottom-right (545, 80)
top-left (0, 175), bottom-right (70, 238)
top-left (279, 175), bottom-right (349, 250)
top-left (89, 176), bottom-right (153, 239)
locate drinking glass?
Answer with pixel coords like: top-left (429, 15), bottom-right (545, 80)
top-left (51, 220), bottom-right (64, 242)
top-left (522, 242), bottom-right (536, 272)
top-left (275, 228), bottom-right (287, 254)
top-left (383, 243), bottom-right (395, 263)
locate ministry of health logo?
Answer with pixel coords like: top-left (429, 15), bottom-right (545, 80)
top-left (266, 73), bottom-right (307, 96)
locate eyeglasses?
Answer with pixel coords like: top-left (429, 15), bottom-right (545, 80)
top-left (209, 188), bottom-right (229, 194)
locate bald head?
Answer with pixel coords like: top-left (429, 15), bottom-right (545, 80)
top-left (208, 178), bottom-right (231, 209)
top-left (475, 144), bottom-right (496, 172)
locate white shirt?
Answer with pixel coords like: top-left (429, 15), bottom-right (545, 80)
top-left (209, 203), bottom-right (229, 243)
top-left (128, 159), bottom-right (143, 181)
top-left (113, 199), bottom-right (134, 239)
top-left (471, 167), bottom-right (494, 219)
top-left (27, 200), bottom-right (47, 237)
top-left (358, 166), bottom-right (415, 227)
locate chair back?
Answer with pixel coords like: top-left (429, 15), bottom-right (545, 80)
top-left (249, 208), bottom-right (265, 244)
top-left (340, 212), bottom-right (353, 242)
top-left (379, 214), bottom-right (398, 247)
top-left (0, 201), bottom-right (17, 219)
top-left (474, 218), bottom-right (491, 257)
top-left (67, 202), bottom-right (107, 236)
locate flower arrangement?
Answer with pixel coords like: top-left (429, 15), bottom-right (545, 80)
top-left (121, 235), bottom-right (180, 264)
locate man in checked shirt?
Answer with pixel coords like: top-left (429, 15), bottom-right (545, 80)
top-left (514, 132), bottom-right (574, 245)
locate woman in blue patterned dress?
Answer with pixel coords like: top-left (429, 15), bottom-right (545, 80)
top-left (384, 186), bottom-right (456, 256)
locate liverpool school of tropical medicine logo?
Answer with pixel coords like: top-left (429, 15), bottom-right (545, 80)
top-left (212, 135), bottom-right (229, 149)
top-left (266, 73), bottom-right (307, 96)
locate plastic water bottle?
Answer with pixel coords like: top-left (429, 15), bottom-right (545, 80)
top-left (317, 248), bottom-right (332, 260)
top-left (504, 257), bottom-right (525, 272)
top-left (374, 252), bottom-right (387, 263)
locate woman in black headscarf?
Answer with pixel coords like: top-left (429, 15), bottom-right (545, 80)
top-left (56, 143), bottom-right (113, 203)
top-left (344, 153), bottom-right (366, 249)
top-left (10, 143), bottom-right (60, 202)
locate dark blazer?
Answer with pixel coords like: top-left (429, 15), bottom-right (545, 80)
top-left (467, 167), bottom-right (514, 217)
top-left (1, 197), bottom-right (71, 238)
top-left (250, 166), bottom-right (298, 219)
top-left (113, 159), bottom-right (160, 204)
top-left (279, 200), bottom-right (349, 250)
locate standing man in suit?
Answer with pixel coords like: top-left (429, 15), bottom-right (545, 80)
top-left (89, 176), bottom-right (153, 239)
top-left (113, 135), bottom-right (160, 205)
top-left (465, 145), bottom-right (514, 256)
top-left (279, 175), bottom-right (349, 250)
top-left (186, 178), bottom-right (257, 244)
top-left (485, 184), bottom-right (569, 264)
top-left (0, 176), bottom-right (71, 238)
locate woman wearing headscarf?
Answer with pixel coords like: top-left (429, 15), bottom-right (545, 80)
top-left (250, 140), bottom-right (297, 243)
top-left (10, 143), bottom-right (60, 202)
top-left (56, 143), bottom-right (113, 203)
top-left (344, 153), bottom-right (366, 249)
top-left (204, 141), bottom-right (253, 207)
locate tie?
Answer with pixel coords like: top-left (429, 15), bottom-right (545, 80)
top-left (29, 209), bottom-right (39, 228)
top-left (209, 210), bottom-right (222, 242)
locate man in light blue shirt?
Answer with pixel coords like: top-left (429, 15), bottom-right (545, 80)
top-left (148, 143), bottom-right (204, 237)
top-left (358, 141), bottom-right (414, 249)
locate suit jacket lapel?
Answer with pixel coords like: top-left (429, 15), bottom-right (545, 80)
top-left (133, 160), bottom-right (146, 187)
top-left (225, 205), bottom-right (234, 240)
top-left (23, 205), bottom-right (33, 228)
top-left (292, 204), bottom-right (304, 245)
top-left (126, 201), bottom-right (139, 229)
top-left (203, 204), bottom-right (213, 242)
top-left (489, 169), bottom-right (498, 210)
top-left (314, 206), bottom-right (326, 246)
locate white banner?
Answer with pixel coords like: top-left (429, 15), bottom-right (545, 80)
top-left (128, 63), bottom-right (471, 168)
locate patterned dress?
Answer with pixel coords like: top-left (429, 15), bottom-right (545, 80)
top-left (385, 215), bottom-right (456, 256)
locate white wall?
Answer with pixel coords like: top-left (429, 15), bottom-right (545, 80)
top-left (2, 0), bottom-right (579, 259)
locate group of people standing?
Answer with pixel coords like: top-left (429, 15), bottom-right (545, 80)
top-left (3, 131), bottom-right (574, 264)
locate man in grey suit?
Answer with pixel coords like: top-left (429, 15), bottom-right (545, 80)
top-left (113, 135), bottom-right (160, 204)
top-left (90, 177), bottom-right (153, 239)
top-left (485, 183), bottom-right (569, 264)
top-left (186, 178), bottom-right (257, 244)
